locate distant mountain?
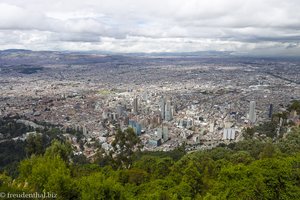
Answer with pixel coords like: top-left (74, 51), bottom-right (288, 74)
top-left (1, 49), bottom-right (299, 66)
top-left (1, 49), bottom-right (32, 53)
top-left (69, 50), bottom-right (234, 58)
top-left (126, 50), bottom-right (234, 57)
top-left (0, 49), bottom-right (135, 66)
top-left (0, 49), bottom-right (234, 57)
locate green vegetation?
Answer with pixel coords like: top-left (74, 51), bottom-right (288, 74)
top-left (1, 123), bottom-right (300, 199)
top-left (242, 110), bottom-right (293, 140)
top-left (97, 89), bottom-right (112, 95)
top-left (288, 100), bottom-right (300, 114)
top-left (0, 117), bottom-right (83, 177)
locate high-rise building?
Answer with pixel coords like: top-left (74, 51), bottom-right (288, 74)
top-left (148, 138), bottom-right (161, 147)
top-left (156, 126), bottom-right (169, 141)
top-left (165, 100), bottom-right (173, 121)
top-left (111, 112), bottom-right (118, 121)
top-left (162, 127), bottom-right (169, 141)
top-left (116, 105), bottom-right (123, 116)
top-left (248, 101), bottom-right (256, 123)
top-left (156, 128), bottom-right (163, 138)
top-left (159, 97), bottom-right (165, 119)
top-left (129, 120), bottom-right (142, 135)
top-left (142, 92), bottom-right (148, 101)
top-left (268, 104), bottom-right (273, 118)
top-left (82, 126), bottom-right (88, 136)
top-left (132, 97), bottom-right (138, 114)
top-left (209, 120), bottom-right (215, 133)
top-left (159, 96), bottom-right (173, 121)
top-left (222, 128), bottom-right (236, 140)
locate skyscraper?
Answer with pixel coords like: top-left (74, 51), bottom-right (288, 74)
top-left (248, 101), bottom-right (256, 124)
top-left (159, 97), bottom-right (165, 120)
top-left (268, 104), bottom-right (273, 118)
top-left (165, 100), bottom-right (173, 121)
top-left (132, 97), bottom-right (138, 114)
top-left (129, 120), bottom-right (142, 135)
top-left (209, 120), bottom-right (215, 133)
top-left (157, 128), bottom-right (163, 138)
top-left (159, 96), bottom-right (173, 121)
top-left (156, 126), bottom-right (169, 141)
top-left (116, 104), bottom-right (123, 116)
top-left (162, 127), bottom-right (169, 141)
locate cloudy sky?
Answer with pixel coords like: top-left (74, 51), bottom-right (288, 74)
top-left (0, 0), bottom-right (300, 55)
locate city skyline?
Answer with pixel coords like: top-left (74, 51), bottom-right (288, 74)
top-left (1, 1), bottom-right (300, 198)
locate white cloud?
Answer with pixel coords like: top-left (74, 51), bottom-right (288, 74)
top-left (0, 0), bottom-right (300, 55)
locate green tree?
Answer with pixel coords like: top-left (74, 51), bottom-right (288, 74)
top-left (133, 156), bottom-right (174, 179)
top-left (243, 127), bottom-right (255, 139)
top-left (44, 139), bottom-right (72, 162)
top-left (19, 155), bottom-right (78, 200)
top-left (254, 157), bottom-right (300, 199)
top-left (111, 128), bottom-right (142, 169)
top-left (181, 161), bottom-right (202, 196)
top-left (211, 163), bottom-right (266, 200)
top-left (79, 172), bottom-right (125, 200)
top-left (277, 127), bottom-right (300, 154)
top-left (229, 151), bottom-right (254, 165)
top-left (231, 139), bottom-right (265, 159)
top-left (288, 100), bottom-right (300, 114)
top-left (25, 133), bottom-right (45, 156)
top-left (118, 168), bottom-right (148, 186)
top-left (259, 142), bottom-right (279, 159)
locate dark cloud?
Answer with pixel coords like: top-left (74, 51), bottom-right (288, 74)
top-left (52, 33), bottom-right (101, 43)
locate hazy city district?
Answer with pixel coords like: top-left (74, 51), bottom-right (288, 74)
top-left (1, 50), bottom-right (300, 159)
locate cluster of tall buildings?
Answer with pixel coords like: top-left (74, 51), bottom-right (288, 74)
top-left (248, 101), bottom-right (274, 124)
top-left (148, 125), bottom-right (169, 147)
top-left (160, 97), bottom-right (174, 121)
top-left (157, 126), bottom-right (169, 141)
top-left (222, 128), bottom-right (236, 140)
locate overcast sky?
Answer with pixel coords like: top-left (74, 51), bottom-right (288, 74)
top-left (0, 0), bottom-right (300, 55)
